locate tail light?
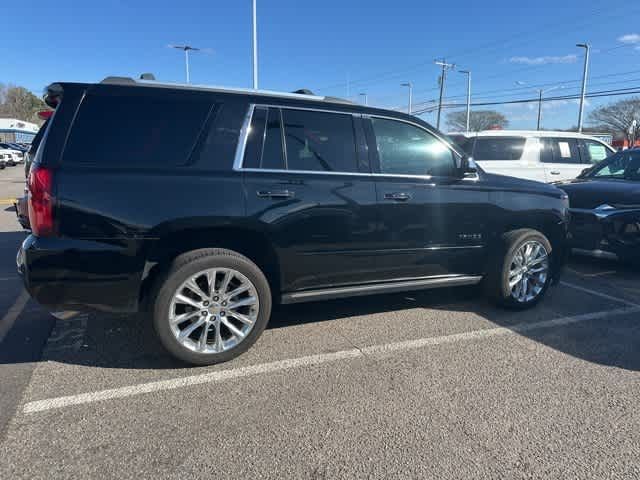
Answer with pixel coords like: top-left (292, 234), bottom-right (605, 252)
top-left (28, 166), bottom-right (56, 236)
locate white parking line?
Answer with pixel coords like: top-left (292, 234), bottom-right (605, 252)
top-left (23, 305), bottom-right (640, 414)
top-left (560, 281), bottom-right (640, 308)
top-left (0, 290), bottom-right (29, 343)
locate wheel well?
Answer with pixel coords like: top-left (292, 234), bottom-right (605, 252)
top-left (139, 227), bottom-right (281, 310)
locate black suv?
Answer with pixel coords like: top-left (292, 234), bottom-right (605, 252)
top-left (18, 78), bottom-right (569, 365)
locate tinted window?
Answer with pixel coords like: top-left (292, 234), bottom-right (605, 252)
top-left (371, 118), bottom-right (455, 176)
top-left (540, 138), bottom-right (581, 164)
top-left (581, 140), bottom-right (610, 164)
top-left (64, 93), bottom-right (212, 167)
top-left (590, 151), bottom-right (640, 180)
top-left (282, 109), bottom-right (357, 172)
top-left (472, 137), bottom-right (525, 161)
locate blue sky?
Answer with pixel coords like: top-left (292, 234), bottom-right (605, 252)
top-left (3, 0), bottom-right (640, 130)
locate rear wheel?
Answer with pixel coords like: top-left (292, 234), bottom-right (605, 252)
top-left (485, 229), bottom-right (552, 309)
top-left (153, 248), bottom-right (272, 365)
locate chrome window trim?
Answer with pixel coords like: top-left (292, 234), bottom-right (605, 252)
top-left (233, 103), bottom-right (463, 182)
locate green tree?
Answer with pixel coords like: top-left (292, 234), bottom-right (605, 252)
top-left (446, 110), bottom-right (509, 132)
top-left (0, 84), bottom-right (47, 124)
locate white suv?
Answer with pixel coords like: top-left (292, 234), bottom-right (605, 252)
top-left (449, 131), bottom-right (616, 183)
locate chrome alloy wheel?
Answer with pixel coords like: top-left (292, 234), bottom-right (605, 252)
top-left (508, 240), bottom-right (549, 303)
top-left (169, 268), bottom-right (259, 354)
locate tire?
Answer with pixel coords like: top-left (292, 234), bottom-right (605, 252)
top-left (485, 229), bottom-right (553, 310)
top-left (153, 248), bottom-right (272, 365)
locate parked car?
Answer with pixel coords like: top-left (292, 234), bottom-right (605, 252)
top-left (0, 148), bottom-right (21, 166)
top-left (17, 78), bottom-right (570, 365)
top-left (449, 131), bottom-right (615, 183)
top-left (555, 148), bottom-right (640, 264)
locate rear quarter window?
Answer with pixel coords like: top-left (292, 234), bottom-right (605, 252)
top-left (472, 137), bottom-right (526, 161)
top-left (63, 91), bottom-right (213, 168)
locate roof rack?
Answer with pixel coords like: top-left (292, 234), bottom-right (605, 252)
top-left (98, 76), bottom-right (355, 105)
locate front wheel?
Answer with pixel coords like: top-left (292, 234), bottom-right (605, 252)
top-left (153, 248), bottom-right (272, 365)
top-left (485, 229), bottom-right (553, 309)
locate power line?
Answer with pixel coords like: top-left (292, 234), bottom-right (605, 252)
top-left (312, 2), bottom-right (639, 94)
top-left (411, 86), bottom-right (640, 115)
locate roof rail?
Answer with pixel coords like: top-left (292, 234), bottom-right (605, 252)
top-left (100, 76), bottom-right (137, 85)
top-left (95, 76), bottom-right (360, 105)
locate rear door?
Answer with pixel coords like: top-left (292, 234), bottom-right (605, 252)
top-left (241, 105), bottom-right (379, 293)
top-left (471, 136), bottom-right (546, 182)
top-left (540, 137), bottom-right (584, 181)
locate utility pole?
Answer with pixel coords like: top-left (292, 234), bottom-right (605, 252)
top-left (359, 93), bottom-right (368, 105)
top-left (252, 0), bottom-right (258, 89)
top-left (459, 70), bottom-right (471, 132)
top-left (537, 90), bottom-right (543, 131)
top-left (169, 45), bottom-right (201, 83)
top-left (435, 59), bottom-right (455, 129)
top-left (401, 82), bottom-right (413, 114)
top-left (576, 43), bottom-right (590, 133)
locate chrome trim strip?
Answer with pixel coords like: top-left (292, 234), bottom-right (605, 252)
top-left (280, 275), bottom-right (483, 304)
top-left (238, 167), bottom-right (438, 180)
top-left (232, 104), bottom-right (256, 171)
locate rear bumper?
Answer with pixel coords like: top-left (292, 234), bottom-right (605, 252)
top-left (17, 235), bottom-right (146, 313)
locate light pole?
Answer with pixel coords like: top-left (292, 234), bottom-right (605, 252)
top-left (359, 93), bottom-right (368, 105)
top-left (434, 59), bottom-right (455, 129)
top-left (401, 82), bottom-right (413, 114)
top-left (459, 70), bottom-right (471, 132)
top-left (576, 43), bottom-right (590, 133)
top-left (252, 0), bottom-right (258, 89)
top-left (516, 82), bottom-right (562, 131)
top-left (169, 45), bottom-right (201, 83)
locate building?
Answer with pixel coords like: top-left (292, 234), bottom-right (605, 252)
top-left (0, 118), bottom-right (39, 144)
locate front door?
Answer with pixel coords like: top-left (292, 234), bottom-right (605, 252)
top-left (365, 116), bottom-right (489, 280)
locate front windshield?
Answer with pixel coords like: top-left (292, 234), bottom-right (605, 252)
top-left (587, 150), bottom-right (640, 181)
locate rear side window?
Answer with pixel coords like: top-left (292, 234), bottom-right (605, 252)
top-left (63, 93), bottom-right (212, 167)
top-left (282, 108), bottom-right (358, 172)
top-left (540, 138), bottom-right (581, 164)
top-left (472, 137), bottom-right (526, 161)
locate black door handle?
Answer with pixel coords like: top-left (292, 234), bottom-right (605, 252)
top-left (256, 190), bottom-right (295, 199)
top-left (384, 192), bottom-right (411, 201)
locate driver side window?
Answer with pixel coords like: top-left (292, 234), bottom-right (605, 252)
top-left (371, 117), bottom-right (455, 176)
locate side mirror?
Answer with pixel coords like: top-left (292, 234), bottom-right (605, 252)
top-left (579, 167), bottom-right (590, 178)
top-left (461, 156), bottom-right (478, 178)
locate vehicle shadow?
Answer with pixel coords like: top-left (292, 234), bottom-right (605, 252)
top-left (15, 278), bottom-right (640, 372)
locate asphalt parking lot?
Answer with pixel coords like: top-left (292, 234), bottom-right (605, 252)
top-left (1, 166), bottom-right (639, 479)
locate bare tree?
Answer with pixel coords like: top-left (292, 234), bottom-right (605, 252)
top-left (0, 84), bottom-right (47, 124)
top-left (587, 97), bottom-right (640, 141)
top-left (446, 110), bottom-right (509, 132)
